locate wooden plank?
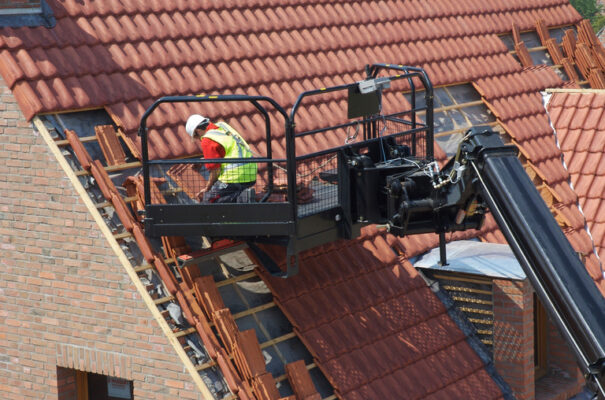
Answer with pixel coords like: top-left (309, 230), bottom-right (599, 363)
top-left (196, 333), bottom-right (299, 372)
top-left (411, 100), bottom-right (484, 117)
top-left (232, 302), bottom-right (276, 321)
top-left (434, 122), bottom-right (500, 139)
top-left (458, 307), bottom-right (493, 315)
top-left (174, 327), bottom-right (196, 338)
top-left (55, 135), bottom-right (98, 146)
top-left (216, 271), bottom-right (257, 288)
top-left (113, 232), bottom-right (131, 240)
top-left (442, 285), bottom-right (492, 295)
top-left (74, 161), bottom-right (142, 176)
top-left (451, 296), bottom-right (493, 305)
top-left (468, 318), bottom-right (494, 325)
top-left (432, 273), bottom-right (492, 285)
top-left (196, 359), bottom-right (217, 371)
top-left (259, 332), bottom-right (296, 350)
top-left (544, 88), bottom-right (605, 93)
top-left (275, 362), bottom-right (317, 383)
top-left (95, 195), bottom-right (137, 209)
top-left (508, 45), bottom-right (548, 55)
top-left (134, 257), bottom-right (175, 273)
top-left (154, 295), bottom-right (174, 305)
top-left (76, 370), bottom-right (89, 400)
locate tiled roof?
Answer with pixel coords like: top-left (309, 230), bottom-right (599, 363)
top-left (0, 1), bottom-right (581, 159)
top-left (546, 90), bottom-right (605, 285)
top-left (59, 118), bottom-right (506, 398)
top-left (256, 228), bottom-right (504, 400)
top-left (470, 66), bottom-right (605, 295)
top-left (2, 0), bottom-right (603, 397)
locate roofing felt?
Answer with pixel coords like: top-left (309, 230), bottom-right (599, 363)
top-left (0, 0), bottom-right (581, 160)
top-left (546, 91), bottom-right (605, 272)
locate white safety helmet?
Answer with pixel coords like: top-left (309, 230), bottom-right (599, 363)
top-left (185, 114), bottom-right (210, 138)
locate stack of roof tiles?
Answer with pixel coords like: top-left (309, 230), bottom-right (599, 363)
top-left (513, 17), bottom-right (605, 88)
top-left (66, 130), bottom-right (322, 399)
top-left (3, 0), bottom-right (605, 398)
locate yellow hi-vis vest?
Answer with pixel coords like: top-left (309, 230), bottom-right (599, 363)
top-left (203, 122), bottom-right (257, 183)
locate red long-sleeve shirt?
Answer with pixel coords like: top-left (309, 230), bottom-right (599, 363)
top-left (200, 123), bottom-right (225, 170)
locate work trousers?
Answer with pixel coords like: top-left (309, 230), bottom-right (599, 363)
top-left (203, 180), bottom-right (255, 203)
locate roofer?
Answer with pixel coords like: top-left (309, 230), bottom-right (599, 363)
top-left (185, 114), bottom-right (257, 203)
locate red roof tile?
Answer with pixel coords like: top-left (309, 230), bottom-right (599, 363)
top-left (258, 234), bottom-right (504, 399)
top-left (234, 329), bottom-right (266, 380)
top-left (285, 360), bottom-right (320, 400)
top-left (94, 125), bottom-right (126, 166)
top-left (472, 65), bottom-right (605, 295)
top-left (0, 1), bottom-right (582, 159)
top-left (1, 0), bottom-right (599, 395)
top-left (547, 91), bottom-right (605, 290)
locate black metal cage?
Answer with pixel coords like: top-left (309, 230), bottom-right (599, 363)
top-left (139, 64), bottom-right (434, 276)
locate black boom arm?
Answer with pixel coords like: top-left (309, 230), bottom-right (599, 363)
top-left (357, 127), bottom-right (605, 396)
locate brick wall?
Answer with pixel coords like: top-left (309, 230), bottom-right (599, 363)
top-left (56, 367), bottom-right (77, 400)
top-left (546, 318), bottom-right (583, 385)
top-left (493, 278), bottom-right (535, 400)
top-left (0, 76), bottom-right (202, 399)
top-left (493, 277), bottom-right (585, 400)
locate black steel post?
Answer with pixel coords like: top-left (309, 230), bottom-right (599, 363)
top-left (438, 232), bottom-right (447, 266)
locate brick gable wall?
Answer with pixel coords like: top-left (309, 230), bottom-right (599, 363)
top-left (493, 278), bottom-right (583, 400)
top-left (0, 75), bottom-right (202, 399)
top-left (493, 279), bottom-right (536, 400)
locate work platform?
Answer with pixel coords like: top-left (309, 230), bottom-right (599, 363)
top-left (139, 64), bottom-right (434, 276)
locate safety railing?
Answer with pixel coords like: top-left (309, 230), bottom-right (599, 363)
top-left (139, 65), bottom-right (434, 276)
top-left (288, 64), bottom-right (434, 219)
top-left (139, 95), bottom-right (296, 239)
